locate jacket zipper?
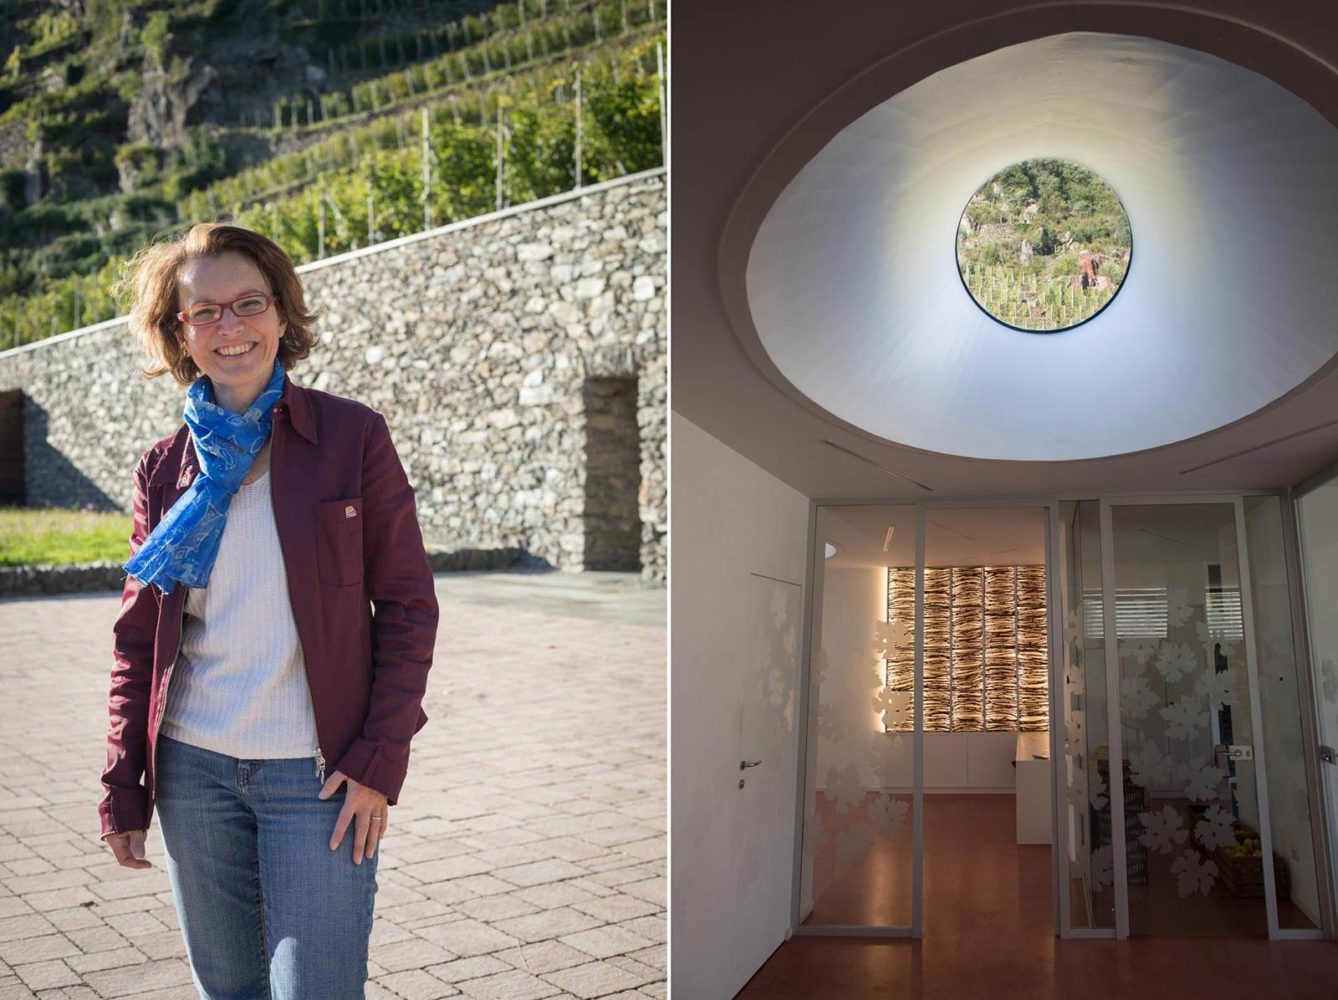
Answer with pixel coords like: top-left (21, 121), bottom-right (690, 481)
top-left (149, 590), bottom-right (186, 806)
top-left (270, 400), bottom-right (326, 790)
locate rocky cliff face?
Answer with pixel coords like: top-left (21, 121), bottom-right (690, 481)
top-left (127, 51), bottom-right (218, 150)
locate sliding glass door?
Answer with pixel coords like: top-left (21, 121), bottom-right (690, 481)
top-left (799, 505), bottom-right (919, 933)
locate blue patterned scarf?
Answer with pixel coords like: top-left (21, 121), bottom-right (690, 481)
top-left (124, 359), bottom-right (286, 595)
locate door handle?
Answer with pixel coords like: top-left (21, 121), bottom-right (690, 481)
top-left (1321, 745), bottom-right (1337, 765)
top-left (1214, 744), bottom-right (1254, 765)
top-left (740, 759), bottom-right (762, 770)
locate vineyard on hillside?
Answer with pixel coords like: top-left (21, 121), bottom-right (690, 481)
top-left (0, 0), bottom-right (665, 349)
top-left (960, 262), bottom-right (1119, 331)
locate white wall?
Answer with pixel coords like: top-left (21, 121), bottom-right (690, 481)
top-left (670, 413), bottom-right (809, 1000)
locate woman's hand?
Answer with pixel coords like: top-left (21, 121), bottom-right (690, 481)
top-left (105, 830), bottom-right (153, 870)
top-left (318, 770), bottom-right (389, 865)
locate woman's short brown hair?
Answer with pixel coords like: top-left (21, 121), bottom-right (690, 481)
top-left (120, 223), bottom-right (319, 384)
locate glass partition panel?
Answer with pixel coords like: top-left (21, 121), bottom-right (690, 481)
top-left (1243, 495), bottom-right (1323, 930)
top-left (922, 508), bottom-right (1051, 934)
top-left (1061, 500), bottom-right (1116, 929)
top-left (1110, 503), bottom-right (1271, 937)
top-left (1296, 480), bottom-right (1338, 927)
top-left (800, 505), bottom-right (917, 928)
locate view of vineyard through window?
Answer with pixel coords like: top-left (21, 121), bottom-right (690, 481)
top-left (956, 159), bottom-right (1131, 332)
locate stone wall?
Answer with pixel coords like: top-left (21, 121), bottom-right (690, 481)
top-left (0, 169), bottom-right (666, 583)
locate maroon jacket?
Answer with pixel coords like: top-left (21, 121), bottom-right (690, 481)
top-left (98, 372), bottom-right (439, 840)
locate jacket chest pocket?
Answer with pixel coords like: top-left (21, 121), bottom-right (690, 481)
top-left (315, 497), bottom-right (364, 586)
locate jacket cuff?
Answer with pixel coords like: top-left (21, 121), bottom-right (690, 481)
top-left (334, 739), bottom-right (409, 806)
top-left (98, 787), bottom-right (149, 841)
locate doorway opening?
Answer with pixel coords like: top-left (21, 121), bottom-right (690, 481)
top-left (582, 376), bottom-right (642, 571)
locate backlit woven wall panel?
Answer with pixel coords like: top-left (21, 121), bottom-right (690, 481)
top-left (950, 569), bottom-right (984, 732)
top-left (1016, 565), bottom-right (1049, 732)
top-left (984, 567), bottom-right (1019, 730)
top-left (923, 569), bottom-right (952, 732)
top-left (885, 565), bottom-right (1048, 733)
top-left (888, 568), bottom-right (916, 733)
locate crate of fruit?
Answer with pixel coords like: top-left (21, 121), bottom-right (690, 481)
top-left (1212, 824), bottom-right (1290, 899)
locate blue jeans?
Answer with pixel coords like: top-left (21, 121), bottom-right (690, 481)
top-left (155, 734), bottom-right (379, 999)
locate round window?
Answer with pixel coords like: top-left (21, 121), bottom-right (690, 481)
top-left (956, 160), bottom-right (1131, 332)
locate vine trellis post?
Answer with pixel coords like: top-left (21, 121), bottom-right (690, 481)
top-left (495, 101), bottom-right (506, 211)
top-left (574, 65), bottom-right (583, 190)
top-left (656, 42), bottom-right (666, 162)
top-left (422, 106), bottom-right (433, 229)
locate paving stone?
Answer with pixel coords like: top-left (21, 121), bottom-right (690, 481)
top-left (81, 958), bottom-right (194, 997)
top-left (559, 925), bottom-right (657, 961)
top-left (420, 876), bottom-right (517, 905)
top-left (619, 917), bottom-right (665, 945)
top-left (494, 940), bottom-right (592, 976)
top-left (374, 937), bottom-right (458, 973)
top-left (626, 946), bottom-right (664, 973)
top-left (491, 908), bottom-right (601, 945)
top-left (541, 961), bottom-right (645, 999)
top-left (0, 918), bottom-right (55, 946)
top-left (424, 954), bottom-right (512, 984)
top-left (377, 968), bottom-right (461, 999)
top-left (571, 895), bottom-right (660, 923)
top-left (454, 894), bottom-right (539, 923)
top-left (12, 962), bottom-right (79, 992)
top-left (456, 969), bottom-right (560, 1000)
top-left (64, 949), bottom-right (147, 975)
top-left (511, 883), bottom-right (599, 910)
top-left (0, 937), bottom-right (79, 967)
top-left (493, 860), bottom-right (590, 889)
top-left (416, 920), bottom-right (520, 958)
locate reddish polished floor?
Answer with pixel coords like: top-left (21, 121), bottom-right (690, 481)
top-left (743, 795), bottom-right (1338, 999)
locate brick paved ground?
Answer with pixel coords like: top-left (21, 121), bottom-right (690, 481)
top-left (0, 570), bottom-right (666, 999)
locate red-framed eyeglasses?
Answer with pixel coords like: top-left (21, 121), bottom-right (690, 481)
top-left (176, 292), bottom-right (276, 328)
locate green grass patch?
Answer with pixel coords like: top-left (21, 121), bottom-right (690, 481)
top-left (0, 507), bottom-right (132, 567)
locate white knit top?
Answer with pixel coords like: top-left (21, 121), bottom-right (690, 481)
top-left (159, 469), bottom-right (321, 760)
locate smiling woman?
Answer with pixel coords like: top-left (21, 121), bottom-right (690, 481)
top-left (100, 223), bottom-right (438, 997)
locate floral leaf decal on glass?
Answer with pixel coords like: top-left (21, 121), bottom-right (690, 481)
top-left (1089, 771), bottom-right (1108, 811)
top-left (1119, 637), bottom-right (1159, 669)
top-left (1090, 844), bottom-right (1114, 892)
top-left (1165, 587), bottom-right (1194, 628)
top-left (1120, 675), bottom-right (1160, 720)
top-left (802, 809), bottom-right (827, 857)
top-left (1171, 849), bottom-right (1218, 897)
top-left (1194, 804), bottom-right (1236, 851)
top-left (1180, 760), bottom-right (1226, 802)
top-left (873, 617), bottom-right (911, 653)
top-left (1160, 697), bottom-right (1204, 741)
top-left (826, 762), bottom-right (864, 814)
top-left (1194, 668), bottom-right (1242, 708)
top-left (871, 687), bottom-right (913, 731)
top-left (1155, 641), bottom-right (1198, 684)
top-left (834, 822), bottom-right (875, 866)
top-left (1138, 804), bottom-right (1188, 854)
top-left (1129, 741), bottom-right (1174, 788)
top-left (1064, 610), bottom-right (1083, 650)
top-left (868, 794), bottom-right (910, 838)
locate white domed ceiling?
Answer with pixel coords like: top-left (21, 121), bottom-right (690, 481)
top-left (744, 33), bottom-right (1338, 461)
